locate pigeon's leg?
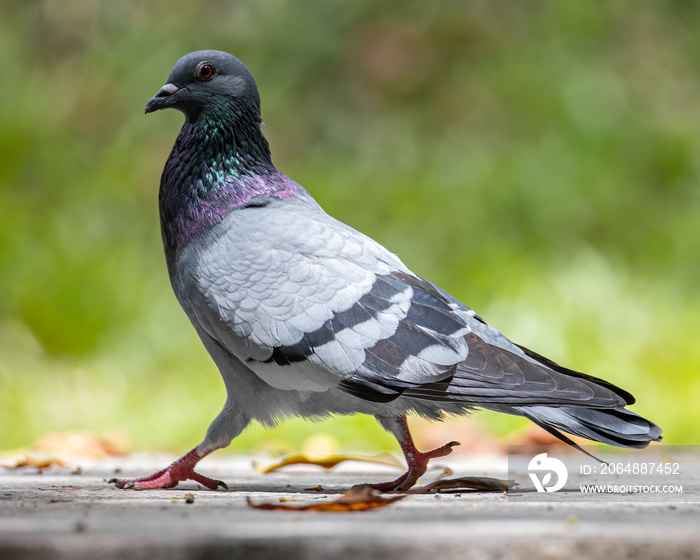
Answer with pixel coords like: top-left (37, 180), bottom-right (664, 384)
top-left (109, 401), bottom-right (249, 491)
top-left (109, 446), bottom-right (227, 490)
top-left (367, 415), bottom-right (460, 492)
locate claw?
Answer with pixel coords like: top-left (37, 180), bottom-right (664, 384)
top-left (108, 477), bottom-right (133, 490)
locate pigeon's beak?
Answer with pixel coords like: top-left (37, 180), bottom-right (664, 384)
top-left (145, 83), bottom-right (181, 114)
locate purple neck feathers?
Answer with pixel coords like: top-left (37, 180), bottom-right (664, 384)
top-left (158, 116), bottom-right (305, 263)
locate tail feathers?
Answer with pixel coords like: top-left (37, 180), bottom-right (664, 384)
top-left (515, 344), bottom-right (636, 405)
top-left (516, 405), bottom-right (663, 450)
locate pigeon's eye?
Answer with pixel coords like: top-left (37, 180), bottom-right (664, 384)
top-left (196, 62), bottom-right (216, 82)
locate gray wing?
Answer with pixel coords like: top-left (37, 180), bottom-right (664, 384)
top-left (186, 200), bottom-right (631, 409)
top-left (335, 271), bottom-right (632, 408)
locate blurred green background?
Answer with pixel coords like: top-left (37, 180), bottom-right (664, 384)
top-left (1, 1), bottom-right (698, 455)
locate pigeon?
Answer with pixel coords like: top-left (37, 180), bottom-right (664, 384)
top-left (110, 50), bottom-right (662, 492)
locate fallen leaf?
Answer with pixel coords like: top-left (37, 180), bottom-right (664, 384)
top-left (405, 476), bottom-right (511, 494)
top-left (247, 486), bottom-right (405, 512)
top-left (253, 454), bottom-right (402, 474)
top-left (2, 456), bottom-right (66, 469)
top-left (278, 497), bottom-right (310, 503)
top-left (35, 430), bottom-right (129, 457)
top-left (1, 430), bottom-right (130, 470)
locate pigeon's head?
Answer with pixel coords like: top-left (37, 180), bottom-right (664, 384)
top-left (145, 50), bottom-right (261, 123)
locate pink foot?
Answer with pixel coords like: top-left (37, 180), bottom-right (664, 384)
top-left (365, 440), bottom-right (460, 492)
top-left (108, 448), bottom-right (227, 491)
top-left (361, 416), bottom-right (460, 492)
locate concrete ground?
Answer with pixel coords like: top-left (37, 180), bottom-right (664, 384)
top-left (1, 453), bottom-right (699, 560)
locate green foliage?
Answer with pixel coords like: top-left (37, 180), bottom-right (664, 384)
top-left (1, 0), bottom-right (698, 451)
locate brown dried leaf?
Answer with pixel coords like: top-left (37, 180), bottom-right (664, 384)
top-left (253, 454), bottom-right (402, 474)
top-left (405, 476), bottom-right (511, 494)
top-left (2, 456), bottom-right (66, 469)
top-left (247, 486), bottom-right (404, 512)
top-left (35, 430), bottom-right (129, 457)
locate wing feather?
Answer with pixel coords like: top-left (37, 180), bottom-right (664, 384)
top-left (182, 201), bottom-right (630, 407)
